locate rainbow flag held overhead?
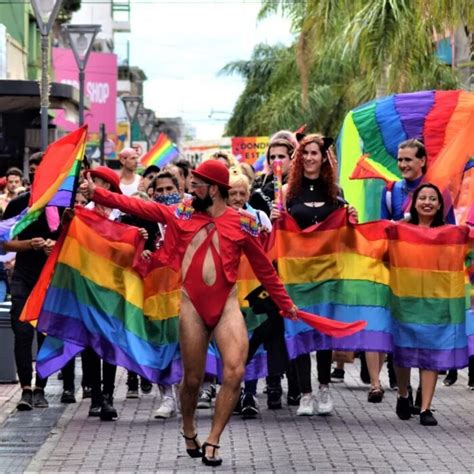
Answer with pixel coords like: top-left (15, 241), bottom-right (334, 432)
top-left (141, 133), bottom-right (180, 168)
top-left (387, 223), bottom-right (470, 370)
top-left (0, 126), bottom-right (87, 241)
top-left (338, 90), bottom-right (474, 222)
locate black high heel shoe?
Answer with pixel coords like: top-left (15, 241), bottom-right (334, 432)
top-left (181, 432), bottom-right (202, 458)
top-left (202, 442), bottom-right (222, 467)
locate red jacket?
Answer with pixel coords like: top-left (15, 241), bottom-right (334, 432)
top-left (93, 187), bottom-right (294, 312)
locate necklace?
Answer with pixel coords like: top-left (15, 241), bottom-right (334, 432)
top-left (309, 184), bottom-right (315, 192)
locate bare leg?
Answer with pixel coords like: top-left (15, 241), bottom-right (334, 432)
top-left (206, 290), bottom-right (248, 457)
top-left (420, 369), bottom-right (438, 411)
top-left (366, 352), bottom-right (385, 388)
top-left (179, 293), bottom-right (210, 448)
top-left (396, 366), bottom-right (411, 397)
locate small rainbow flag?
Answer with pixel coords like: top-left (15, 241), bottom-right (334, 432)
top-left (0, 126), bottom-right (87, 241)
top-left (253, 154), bottom-right (266, 172)
top-left (141, 133), bottom-right (180, 168)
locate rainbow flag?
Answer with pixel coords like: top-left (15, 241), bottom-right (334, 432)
top-left (350, 155), bottom-right (399, 184)
top-left (2, 127), bottom-right (87, 240)
top-left (253, 154), bottom-right (266, 172)
top-left (338, 90), bottom-right (474, 222)
top-left (268, 208), bottom-right (391, 357)
top-left (31, 207), bottom-right (185, 383)
top-left (141, 133), bottom-right (179, 168)
top-left (387, 223), bottom-right (470, 370)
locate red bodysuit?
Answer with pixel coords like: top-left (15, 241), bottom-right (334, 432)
top-left (93, 188), bottom-right (294, 327)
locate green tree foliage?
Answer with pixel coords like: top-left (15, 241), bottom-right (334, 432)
top-left (59, 0), bottom-right (82, 21)
top-left (223, 0), bottom-right (468, 137)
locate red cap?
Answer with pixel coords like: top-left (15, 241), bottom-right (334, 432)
top-left (86, 166), bottom-right (122, 194)
top-left (191, 160), bottom-right (230, 189)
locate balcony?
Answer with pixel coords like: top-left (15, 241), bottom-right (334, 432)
top-left (112, 0), bottom-right (131, 33)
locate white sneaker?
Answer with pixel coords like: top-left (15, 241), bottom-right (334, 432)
top-left (154, 396), bottom-right (176, 419)
top-left (296, 394), bottom-right (315, 416)
top-left (317, 386), bottom-right (333, 415)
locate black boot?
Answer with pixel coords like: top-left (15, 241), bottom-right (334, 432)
top-left (412, 387), bottom-right (421, 415)
top-left (88, 392), bottom-right (102, 417)
top-left (443, 369), bottom-right (457, 386)
top-left (100, 394), bottom-right (118, 421)
top-left (267, 375), bottom-right (282, 409)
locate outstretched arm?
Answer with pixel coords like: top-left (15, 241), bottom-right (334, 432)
top-left (243, 234), bottom-right (297, 318)
top-left (80, 174), bottom-right (173, 224)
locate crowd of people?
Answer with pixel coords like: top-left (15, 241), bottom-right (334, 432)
top-left (1, 132), bottom-right (473, 467)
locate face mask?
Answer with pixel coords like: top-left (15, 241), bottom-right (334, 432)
top-left (155, 192), bottom-right (181, 206)
top-left (192, 191), bottom-right (213, 212)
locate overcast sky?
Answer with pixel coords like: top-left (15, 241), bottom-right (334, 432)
top-left (128, 0), bottom-right (293, 139)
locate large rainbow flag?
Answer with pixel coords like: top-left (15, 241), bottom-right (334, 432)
top-left (387, 222), bottom-right (470, 370)
top-left (141, 133), bottom-right (179, 168)
top-left (268, 209), bottom-right (392, 357)
top-left (339, 90), bottom-right (474, 222)
top-left (0, 126), bottom-right (87, 241)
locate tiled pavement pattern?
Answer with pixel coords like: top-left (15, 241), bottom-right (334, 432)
top-left (0, 375), bottom-right (69, 472)
top-left (0, 357), bottom-right (473, 472)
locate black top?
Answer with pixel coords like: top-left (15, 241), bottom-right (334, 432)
top-left (3, 193), bottom-right (61, 287)
top-left (286, 177), bottom-right (343, 230)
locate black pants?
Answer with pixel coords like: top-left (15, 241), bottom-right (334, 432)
top-left (82, 347), bottom-right (116, 400)
top-left (61, 358), bottom-right (76, 392)
top-left (10, 276), bottom-right (47, 389)
top-left (289, 350), bottom-right (332, 394)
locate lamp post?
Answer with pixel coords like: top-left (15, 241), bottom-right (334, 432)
top-left (121, 95), bottom-right (142, 147)
top-left (30, 0), bottom-right (63, 151)
top-left (63, 24), bottom-right (101, 126)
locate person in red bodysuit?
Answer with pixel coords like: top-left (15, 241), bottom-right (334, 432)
top-left (80, 160), bottom-right (297, 467)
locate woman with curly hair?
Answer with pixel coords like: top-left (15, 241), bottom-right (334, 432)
top-left (272, 133), bottom-right (356, 416)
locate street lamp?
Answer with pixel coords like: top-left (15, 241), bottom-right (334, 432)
top-left (30, 0), bottom-right (63, 150)
top-left (136, 107), bottom-right (151, 130)
top-left (63, 24), bottom-right (101, 126)
top-left (121, 96), bottom-right (142, 146)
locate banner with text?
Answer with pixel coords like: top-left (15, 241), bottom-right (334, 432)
top-left (232, 136), bottom-right (269, 165)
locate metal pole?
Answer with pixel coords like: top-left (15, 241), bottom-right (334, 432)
top-left (129, 120), bottom-right (133, 148)
top-left (79, 67), bottom-right (85, 126)
top-left (40, 33), bottom-right (50, 151)
top-left (99, 123), bottom-right (105, 166)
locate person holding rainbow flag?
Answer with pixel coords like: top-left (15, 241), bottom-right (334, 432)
top-left (80, 159), bottom-right (299, 467)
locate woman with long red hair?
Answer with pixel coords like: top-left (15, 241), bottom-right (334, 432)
top-left (272, 133), bottom-right (356, 416)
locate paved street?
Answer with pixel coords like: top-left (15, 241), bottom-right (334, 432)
top-left (1, 357), bottom-right (473, 473)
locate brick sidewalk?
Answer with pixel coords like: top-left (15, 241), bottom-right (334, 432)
top-left (14, 358), bottom-right (474, 473)
top-left (0, 382), bottom-right (21, 426)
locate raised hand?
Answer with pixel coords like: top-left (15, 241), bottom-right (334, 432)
top-left (79, 173), bottom-right (96, 200)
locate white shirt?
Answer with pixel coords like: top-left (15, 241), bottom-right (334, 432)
top-left (120, 174), bottom-right (141, 196)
